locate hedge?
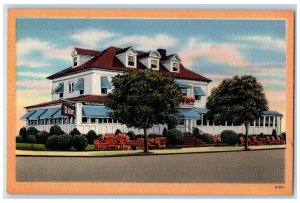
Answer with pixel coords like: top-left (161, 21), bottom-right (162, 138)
top-left (16, 143), bottom-right (46, 151)
top-left (221, 130), bottom-right (238, 145)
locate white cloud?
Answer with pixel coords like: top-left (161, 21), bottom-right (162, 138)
top-left (238, 35), bottom-right (286, 52)
top-left (71, 29), bottom-right (117, 48)
top-left (17, 80), bottom-right (51, 89)
top-left (17, 59), bottom-right (51, 68)
top-left (179, 38), bottom-right (250, 67)
top-left (17, 71), bottom-right (50, 79)
top-left (112, 34), bottom-right (177, 50)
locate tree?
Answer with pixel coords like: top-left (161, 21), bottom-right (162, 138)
top-left (206, 75), bottom-right (268, 150)
top-left (106, 70), bottom-right (182, 153)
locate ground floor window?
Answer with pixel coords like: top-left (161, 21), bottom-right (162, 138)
top-left (260, 116), bottom-right (264, 126)
top-left (275, 117), bottom-right (278, 127)
top-left (82, 117), bottom-right (87, 123)
top-left (179, 119), bottom-right (184, 125)
top-left (196, 119), bottom-right (201, 125)
top-left (91, 118), bottom-right (96, 123)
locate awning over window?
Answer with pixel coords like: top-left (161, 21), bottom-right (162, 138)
top-left (174, 80), bottom-right (191, 89)
top-left (40, 108), bottom-right (60, 119)
top-left (194, 87), bottom-right (205, 96)
top-left (51, 83), bottom-right (64, 94)
top-left (262, 111), bottom-right (283, 116)
top-left (73, 79), bottom-right (84, 91)
top-left (20, 110), bottom-right (36, 120)
top-left (82, 105), bottom-right (111, 118)
top-left (28, 109), bottom-right (47, 120)
top-left (52, 108), bottom-right (64, 118)
top-left (177, 108), bottom-right (208, 119)
top-left (101, 76), bottom-right (112, 89)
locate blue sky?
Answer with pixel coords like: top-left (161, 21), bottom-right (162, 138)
top-left (16, 18), bottom-right (287, 125)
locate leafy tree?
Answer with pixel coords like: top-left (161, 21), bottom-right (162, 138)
top-left (72, 134), bottom-right (88, 151)
top-left (27, 127), bottom-right (39, 135)
top-left (106, 70), bottom-right (182, 152)
top-left (49, 125), bottom-right (65, 135)
top-left (69, 128), bottom-right (81, 136)
top-left (206, 75), bottom-right (268, 150)
top-left (19, 127), bottom-right (28, 137)
top-left (86, 130), bottom-right (97, 144)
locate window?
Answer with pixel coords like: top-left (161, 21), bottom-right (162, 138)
top-left (98, 118), bottom-right (103, 123)
top-left (196, 119), bottom-right (201, 125)
top-left (101, 88), bottom-right (107, 94)
top-left (69, 82), bottom-right (74, 93)
top-left (108, 119), bottom-right (112, 123)
top-left (150, 59), bottom-right (158, 69)
top-left (265, 116), bottom-right (270, 127)
top-left (172, 63), bottom-right (179, 72)
top-left (91, 118), bottom-right (96, 123)
top-left (195, 95), bottom-right (201, 101)
top-left (269, 117), bottom-right (274, 127)
top-left (255, 119), bottom-right (260, 126)
top-left (260, 116), bottom-right (264, 126)
top-left (179, 119), bottom-right (184, 125)
top-left (275, 117), bottom-right (277, 127)
top-left (82, 117), bottom-right (87, 123)
top-left (59, 93), bottom-right (63, 98)
top-left (128, 55), bottom-right (135, 66)
top-left (203, 115), bottom-right (208, 125)
top-left (73, 57), bottom-right (78, 66)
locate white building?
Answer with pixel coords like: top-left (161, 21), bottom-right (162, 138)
top-left (21, 47), bottom-right (283, 135)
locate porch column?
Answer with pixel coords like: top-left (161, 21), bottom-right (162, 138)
top-left (75, 102), bottom-right (82, 126)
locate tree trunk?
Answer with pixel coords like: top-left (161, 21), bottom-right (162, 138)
top-left (244, 123), bottom-right (249, 150)
top-left (143, 128), bottom-right (149, 153)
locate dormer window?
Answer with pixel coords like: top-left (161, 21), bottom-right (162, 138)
top-left (73, 57), bottom-right (78, 66)
top-left (172, 63), bottom-right (179, 72)
top-left (151, 59), bottom-right (158, 69)
top-left (68, 81), bottom-right (74, 93)
top-left (128, 55), bottom-right (135, 66)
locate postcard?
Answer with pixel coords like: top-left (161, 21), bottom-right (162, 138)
top-left (6, 9), bottom-right (294, 195)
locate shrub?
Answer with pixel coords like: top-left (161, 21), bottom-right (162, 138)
top-left (221, 130), bottom-right (238, 145)
top-left (162, 127), bottom-right (168, 137)
top-left (36, 131), bottom-right (49, 144)
top-left (19, 127), bottom-right (28, 137)
top-left (69, 128), bottom-right (81, 136)
top-left (127, 131), bottom-right (136, 140)
top-left (72, 134), bottom-right (88, 151)
top-left (57, 134), bottom-right (73, 150)
top-left (202, 133), bottom-right (213, 144)
top-left (49, 125), bottom-right (64, 135)
top-left (16, 143), bottom-right (46, 151)
top-left (115, 129), bottom-right (121, 135)
top-left (135, 134), bottom-right (143, 139)
top-left (86, 130), bottom-right (97, 144)
top-left (258, 133), bottom-right (264, 138)
top-left (27, 127), bottom-right (39, 136)
top-left (26, 134), bottom-right (37, 143)
top-left (193, 128), bottom-right (201, 137)
top-left (46, 135), bottom-right (59, 150)
top-left (272, 129), bottom-right (277, 137)
top-left (148, 133), bottom-right (158, 138)
top-left (16, 135), bottom-right (23, 143)
top-left (281, 132), bottom-right (286, 140)
top-left (167, 129), bottom-right (183, 145)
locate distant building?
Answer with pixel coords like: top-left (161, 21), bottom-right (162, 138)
top-left (21, 46), bottom-right (283, 135)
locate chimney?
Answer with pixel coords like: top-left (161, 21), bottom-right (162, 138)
top-left (157, 49), bottom-right (166, 58)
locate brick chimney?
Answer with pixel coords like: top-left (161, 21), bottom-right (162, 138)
top-left (157, 49), bottom-right (166, 59)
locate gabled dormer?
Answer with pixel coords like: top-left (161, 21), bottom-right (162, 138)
top-left (161, 54), bottom-right (181, 73)
top-left (139, 50), bottom-right (161, 70)
top-left (115, 46), bottom-right (137, 68)
top-left (71, 47), bottom-right (100, 68)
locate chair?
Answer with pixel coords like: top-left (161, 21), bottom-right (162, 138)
top-left (239, 137), bottom-right (246, 146)
top-left (93, 139), bottom-right (101, 150)
top-left (277, 137), bottom-right (285, 144)
top-left (117, 134), bottom-right (129, 150)
top-left (266, 136), bottom-right (274, 145)
top-left (252, 137), bottom-right (261, 145)
top-left (247, 138), bottom-right (254, 146)
top-left (155, 137), bottom-right (166, 149)
top-left (272, 136), bottom-right (280, 145)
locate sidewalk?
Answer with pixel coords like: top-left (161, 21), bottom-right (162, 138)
top-left (16, 145), bottom-right (286, 157)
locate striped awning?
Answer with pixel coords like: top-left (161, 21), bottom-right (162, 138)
top-left (73, 79), bottom-right (84, 91)
top-left (194, 87), bottom-right (205, 96)
top-left (174, 80), bottom-right (191, 89)
top-left (28, 109), bottom-right (47, 120)
top-left (82, 105), bottom-right (111, 118)
top-left (52, 108), bottom-right (64, 118)
top-left (20, 110), bottom-right (36, 120)
top-left (101, 76), bottom-right (112, 89)
top-left (39, 108), bottom-right (60, 119)
top-left (177, 108), bottom-right (208, 119)
top-left (51, 83), bottom-right (64, 94)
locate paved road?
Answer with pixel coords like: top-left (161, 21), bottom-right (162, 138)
top-left (16, 149), bottom-right (285, 183)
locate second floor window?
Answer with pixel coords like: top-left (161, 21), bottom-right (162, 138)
top-left (101, 88), bottom-right (107, 94)
top-left (172, 63), bottom-right (179, 72)
top-left (69, 82), bottom-right (74, 93)
top-left (73, 57), bottom-right (78, 66)
top-left (151, 59), bottom-right (158, 69)
top-left (59, 93), bottom-right (63, 98)
top-left (128, 55), bottom-right (135, 66)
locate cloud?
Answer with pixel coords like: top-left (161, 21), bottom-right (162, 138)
top-left (179, 38), bottom-right (250, 67)
top-left (71, 29), bottom-right (117, 48)
top-left (17, 38), bottom-right (72, 66)
top-left (17, 80), bottom-right (51, 89)
top-left (17, 71), bottom-right (50, 79)
top-left (112, 34), bottom-right (177, 50)
top-left (238, 35), bottom-right (286, 52)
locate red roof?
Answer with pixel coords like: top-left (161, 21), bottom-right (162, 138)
top-left (25, 95), bottom-right (109, 109)
top-left (74, 47), bottom-right (102, 56)
top-left (47, 47), bottom-right (211, 82)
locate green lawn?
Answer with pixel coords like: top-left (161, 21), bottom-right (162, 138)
top-left (16, 143), bottom-right (95, 151)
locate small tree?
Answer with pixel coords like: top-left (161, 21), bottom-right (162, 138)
top-left (86, 130), bottom-right (97, 144)
top-left (49, 125), bottom-right (65, 135)
top-left (72, 134), bottom-right (88, 151)
top-left (27, 126), bottom-right (39, 135)
top-left (69, 128), bottom-right (81, 136)
top-left (167, 128), bottom-right (183, 145)
top-left (19, 127), bottom-right (28, 138)
top-left (206, 75), bottom-right (268, 150)
top-left (107, 70), bottom-right (181, 153)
